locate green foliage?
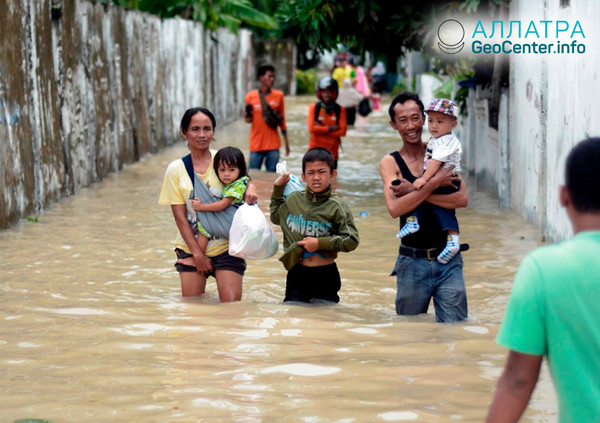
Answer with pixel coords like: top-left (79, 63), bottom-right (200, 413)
top-left (27, 215), bottom-right (39, 223)
top-left (460, 0), bottom-right (509, 15)
top-left (249, 0), bottom-right (286, 39)
top-left (433, 78), bottom-right (454, 99)
top-left (100, 0), bottom-right (499, 75)
top-left (185, 0), bottom-right (279, 33)
top-left (277, 0), bottom-right (433, 56)
top-left (453, 86), bottom-right (470, 117)
top-left (432, 67), bottom-right (475, 118)
top-left (391, 80), bottom-right (408, 97)
top-left (296, 68), bottom-right (317, 95)
top-left (100, 0), bottom-right (279, 33)
top-left (459, 0), bottom-right (481, 14)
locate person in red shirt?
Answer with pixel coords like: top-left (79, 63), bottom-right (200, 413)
top-left (244, 64), bottom-right (290, 172)
top-left (307, 77), bottom-right (347, 169)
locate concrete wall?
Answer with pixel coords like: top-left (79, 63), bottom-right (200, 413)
top-left (507, 1), bottom-right (550, 236)
top-left (0, 0), bottom-right (251, 229)
top-left (508, 0), bottom-right (600, 241)
top-left (416, 73), bottom-right (443, 110)
top-left (460, 0), bottom-right (600, 242)
top-left (462, 88), bottom-right (510, 210)
top-left (249, 39), bottom-right (297, 95)
top-left (541, 0), bottom-right (600, 241)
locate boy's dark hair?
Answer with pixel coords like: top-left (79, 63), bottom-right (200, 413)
top-left (388, 92), bottom-right (425, 121)
top-left (213, 146), bottom-right (249, 179)
top-left (180, 107), bottom-right (216, 133)
top-left (302, 147), bottom-right (335, 173)
top-left (565, 138), bottom-right (600, 212)
top-left (257, 64), bottom-right (275, 78)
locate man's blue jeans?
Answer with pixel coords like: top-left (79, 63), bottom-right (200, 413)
top-left (249, 149), bottom-right (279, 172)
top-left (391, 253), bottom-right (467, 323)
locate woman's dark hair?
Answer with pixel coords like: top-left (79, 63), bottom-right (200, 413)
top-left (214, 147), bottom-right (249, 179)
top-left (180, 107), bottom-right (216, 133)
top-left (565, 137), bottom-right (600, 212)
top-left (302, 147), bottom-right (335, 173)
top-left (388, 92), bottom-right (425, 121)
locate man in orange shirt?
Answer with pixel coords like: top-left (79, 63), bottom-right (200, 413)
top-left (244, 64), bottom-right (290, 172)
top-left (307, 77), bottom-right (347, 169)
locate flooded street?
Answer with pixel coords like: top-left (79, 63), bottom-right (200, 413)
top-left (1, 96), bottom-right (557, 422)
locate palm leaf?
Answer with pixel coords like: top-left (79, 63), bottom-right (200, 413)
top-left (225, 0), bottom-right (279, 29)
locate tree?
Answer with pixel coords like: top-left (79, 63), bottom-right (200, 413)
top-left (105, 0), bottom-right (279, 33)
top-left (277, 0), bottom-right (449, 72)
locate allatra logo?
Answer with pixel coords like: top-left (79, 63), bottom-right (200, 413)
top-left (438, 19), bottom-right (465, 54)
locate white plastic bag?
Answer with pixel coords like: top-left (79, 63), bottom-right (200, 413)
top-left (228, 204), bottom-right (279, 260)
top-left (276, 161), bottom-right (304, 197)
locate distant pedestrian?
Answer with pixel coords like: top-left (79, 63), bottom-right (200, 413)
top-left (370, 90), bottom-right (382, 111)
top-left (354, 65), bottom-right (371, 98)
top-left (332, 55), bottom-right (353, 90)
top-left (245, 64), bottom-right (290, 172)
top-left (337, 79), bottom-right (363, 126)
top-left (370, 61), bottom-right (386, 94)
top-left (307, 77), bottom-right (347, 169)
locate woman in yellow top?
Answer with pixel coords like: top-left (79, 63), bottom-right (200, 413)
top-left (159, 107), bottom-right (257, 301)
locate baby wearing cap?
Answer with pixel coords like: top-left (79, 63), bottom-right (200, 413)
top-left (397, 98), bottom-right (463, 264)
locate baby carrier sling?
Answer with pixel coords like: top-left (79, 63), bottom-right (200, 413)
top-left (182, 154), bottom-right (241, 239)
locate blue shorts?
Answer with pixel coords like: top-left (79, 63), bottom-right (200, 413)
top-left (249, 150), bottom-right (279, 172)
top-left (390, 253), bottom-right (467, 322)
top-left (174, 248), bottom-right (246, 277)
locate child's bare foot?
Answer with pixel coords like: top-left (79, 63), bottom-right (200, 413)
top-left (177, 256), bottom-right (195, 267)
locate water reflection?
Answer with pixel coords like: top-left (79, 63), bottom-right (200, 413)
top-left (0, 96), bottom-right (556, 422)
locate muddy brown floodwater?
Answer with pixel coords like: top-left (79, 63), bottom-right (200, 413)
top-left (0, 96), bottom-right (557, 422)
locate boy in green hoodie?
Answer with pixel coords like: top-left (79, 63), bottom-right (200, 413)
top-left (270, 147), bottom-right (359, 303)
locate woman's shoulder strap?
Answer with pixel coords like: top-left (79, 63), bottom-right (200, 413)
top-left (181, 154), bottom-right (194, 186)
